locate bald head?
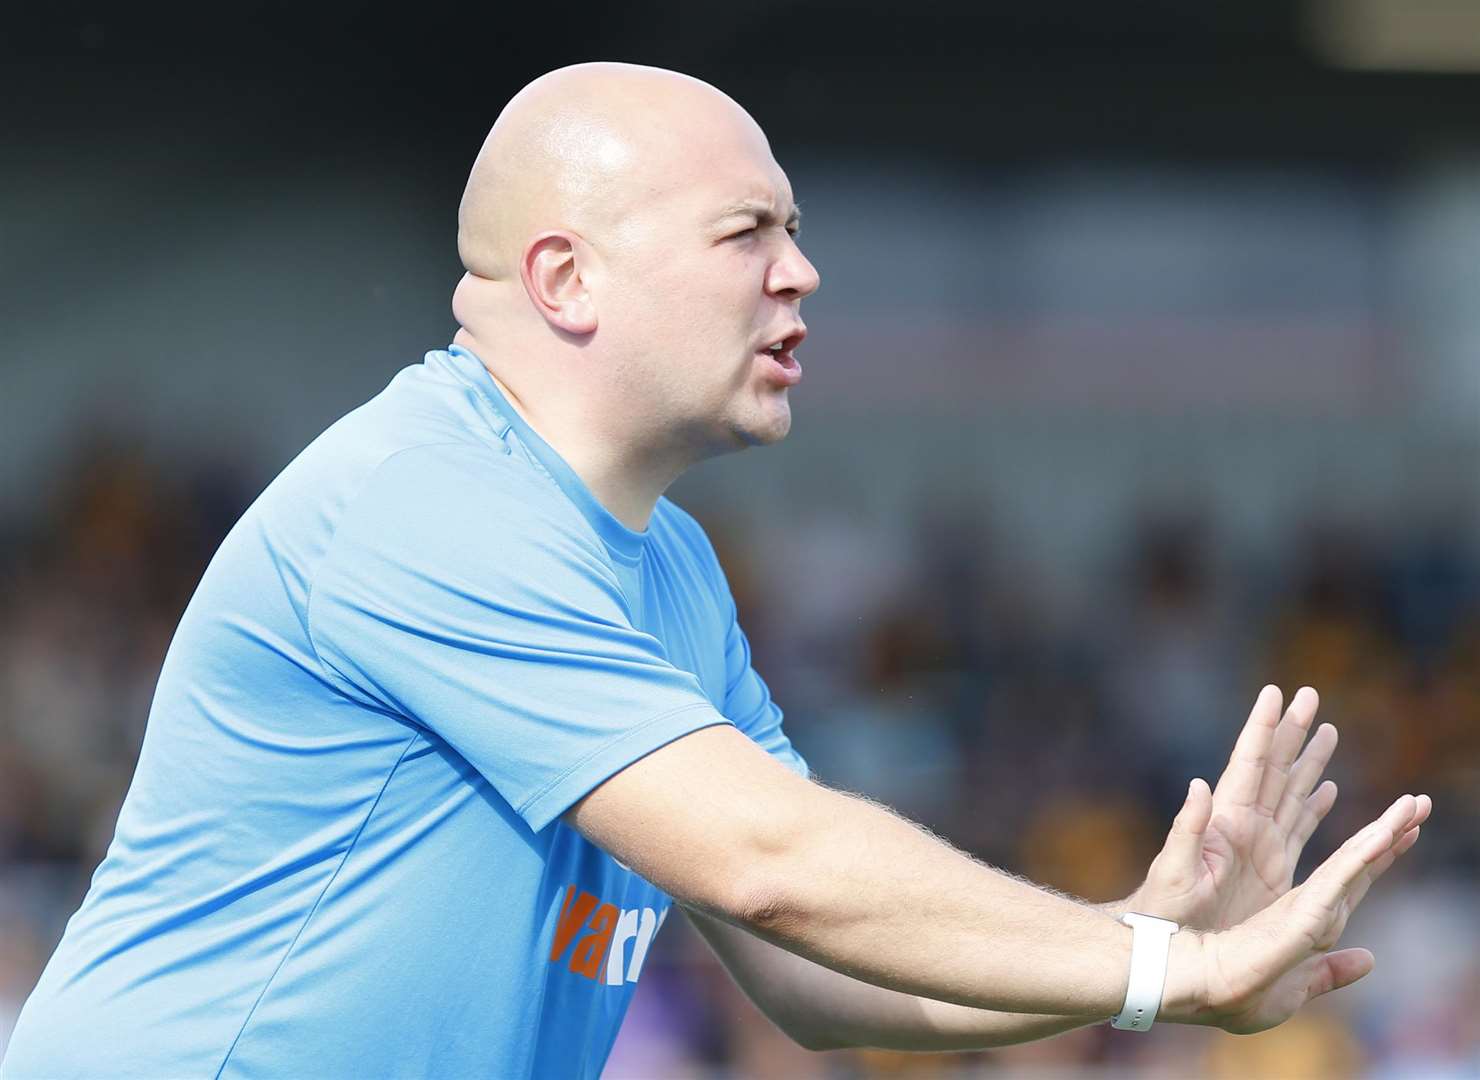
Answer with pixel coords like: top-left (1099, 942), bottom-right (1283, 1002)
top-left (451, 63), bottom-right (818, 518)
top-left (457, 63), bottom-right (769, 280)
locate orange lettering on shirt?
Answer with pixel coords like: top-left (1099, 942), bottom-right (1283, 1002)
top-left (568, 902), bottom-right (619, 980)
top-left (549, 885), bottom-right (598, 964)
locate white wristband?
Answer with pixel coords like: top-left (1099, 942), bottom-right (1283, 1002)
top-left (1111, 912), bottom-right (1178, 1031)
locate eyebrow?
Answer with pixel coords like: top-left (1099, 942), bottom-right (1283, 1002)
top-left (715, 199), bottom-right (802, 230)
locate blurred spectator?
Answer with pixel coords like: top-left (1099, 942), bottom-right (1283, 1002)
top-left (1104, 516), bottom-right (1247, 802)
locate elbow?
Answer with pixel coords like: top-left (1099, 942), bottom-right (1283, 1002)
top-left (724, 874), bottom-right (855, 1054)
top-left (702, 801), bottom-right (818, 936)
top-left (724, 857), bottom-right (810, 942)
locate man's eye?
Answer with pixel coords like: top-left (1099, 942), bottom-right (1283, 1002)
top-left (728, 226), bottom-right (757, 239)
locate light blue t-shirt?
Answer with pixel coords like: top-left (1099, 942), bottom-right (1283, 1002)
top-left (3, 346), bottom-right (805, 1079)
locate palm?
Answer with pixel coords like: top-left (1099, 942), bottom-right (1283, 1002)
top-left (1211, 946), bottom-right (1334, 1035)
top-left (1137, 686), bottom-right (1340, 930)
top-left (1200, 792), bottom-right (1428, 1034)
top-left (1204, 801), bottom-right (1295, 919)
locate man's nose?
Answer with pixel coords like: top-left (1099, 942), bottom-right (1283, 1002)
top-left (769, 240), bottom-right (821, 300)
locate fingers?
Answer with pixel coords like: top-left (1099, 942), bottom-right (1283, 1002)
top-left (1410, 793), bottom-right (1433, 831)
top-left (1308, 948), bottom-right (1375, 999)
top-left (1356, 794), bottom-right (1421, 863)
top-left (1246, 796), bottom-right (1425, 994)
top-left (1299, 794), bottom-right (1419, 918)
top-left (1213, 685), bottom-right (1284, 808)
top-left (1160, 777), bottom-right (1214, 865)
top-left (1274, 722), bottom-right (1339, 831)
top-left (1343, 798), bottom-right (1429, 910)
top-left (1287, 779), bottom-right (1339, 854)
top-left (1255, 687), bottom-right (1321, 816)
top-left (1346, 824), bottom-right (1422, 912)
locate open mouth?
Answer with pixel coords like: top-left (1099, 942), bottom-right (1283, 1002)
top-left (758, 331), bottom-right (806, 385)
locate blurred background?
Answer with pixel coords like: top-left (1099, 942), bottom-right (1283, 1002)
top-left (4, 1), bottom-right (1479, 1076)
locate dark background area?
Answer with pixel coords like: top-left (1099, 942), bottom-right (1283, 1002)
top-left (11, 2), bottom-right (1480, 158)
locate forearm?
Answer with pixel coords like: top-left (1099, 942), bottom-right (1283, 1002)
top-left (687, 906), bottom-right (1096, 1052)
top-left (570, 729), bottom-right (1203, 1021)
top-left (738, 786), bottom-right (1137, 1018)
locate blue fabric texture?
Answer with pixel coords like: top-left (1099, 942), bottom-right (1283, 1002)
top-left (2, 346), bottom-right (806, 1079)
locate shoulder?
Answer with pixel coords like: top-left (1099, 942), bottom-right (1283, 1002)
top-left (366, 443), bottom-right (588, 529)
top-left (326, 442), bottom-right (617, 587)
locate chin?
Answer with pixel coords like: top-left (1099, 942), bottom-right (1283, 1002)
top-left (736, 404), bottom-right (792, 448)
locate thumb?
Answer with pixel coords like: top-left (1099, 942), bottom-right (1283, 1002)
top-left (1161, 778), bottom-right (1213, 866)
top-left (1307, 948), bottom-right (1375, 998)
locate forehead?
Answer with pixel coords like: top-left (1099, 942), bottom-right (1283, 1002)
top-left (609, 97), bottom-right (796, 233)
top-left (655, 115), bottom-right (793, 210)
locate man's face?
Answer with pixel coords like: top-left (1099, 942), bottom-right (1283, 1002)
top-left (592, 120), bottom-right (821, 457)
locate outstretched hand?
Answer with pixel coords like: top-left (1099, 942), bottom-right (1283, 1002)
top-left (1182, 790), bottom-right (1430, 1033)
top-left (1133, 685), bottom-right (1419, 930)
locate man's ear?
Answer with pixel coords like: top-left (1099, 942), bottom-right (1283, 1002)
top-left (520, 231), bottom-right (597, 335)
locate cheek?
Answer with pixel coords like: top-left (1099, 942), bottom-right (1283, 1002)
top-left (658, 271), bottom-right (759, 355)
top-left (605, 249), bottom-right (765, 388)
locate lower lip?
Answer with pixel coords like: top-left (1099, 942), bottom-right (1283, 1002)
top-left (757, 349), bottom-right (803, 386)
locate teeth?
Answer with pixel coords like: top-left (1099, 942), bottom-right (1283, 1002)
top-left (769, 342), bottom-right (784, 351)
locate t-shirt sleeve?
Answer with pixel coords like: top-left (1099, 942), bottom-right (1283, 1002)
top-left (306, 444), bottom-right (729, 831)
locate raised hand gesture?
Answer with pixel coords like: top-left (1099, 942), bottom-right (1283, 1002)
top-left (1133, 685), bottom-right (1426, 929)
top-left (1165, 792), bottom-right (1430, 1033)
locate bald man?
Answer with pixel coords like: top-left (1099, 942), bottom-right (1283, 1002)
top-left (4, 64), bottom-right (1429, 1079)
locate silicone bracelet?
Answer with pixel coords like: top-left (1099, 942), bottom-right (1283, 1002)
top-left (1111, 912), bottom-right (1179, 1031)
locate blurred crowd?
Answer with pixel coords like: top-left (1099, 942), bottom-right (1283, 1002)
top-left (1, 438), bottom-right (1477, 1078)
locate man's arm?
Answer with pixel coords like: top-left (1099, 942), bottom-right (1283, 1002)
top-left (685, 906), bottom-right (1094, 1051)
top-left (675, 685), bottom-right (1430, 1053)
top-left (566, 724), bottom-right (1424, 1027)
top-left (572, 725), bottom-right (1140, 1018)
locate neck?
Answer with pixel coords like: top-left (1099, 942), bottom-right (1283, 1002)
top-left (466, 343), bottom-right (686, 531)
